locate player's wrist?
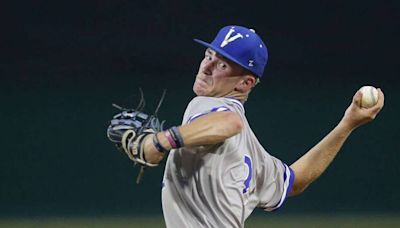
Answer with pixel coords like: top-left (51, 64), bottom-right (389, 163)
top-left (164, 126), bottom-right (185, 149)
top-left (147, 126), bottom-right (185, 156)
top-left (142, 134), bottom-right (165, 164)
top-left (152, 132), bottom-right (170, 153)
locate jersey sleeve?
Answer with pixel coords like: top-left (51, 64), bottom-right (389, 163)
top-left (256, 155), bottom-right (295, 212)
top-left (182, 96), bottom-right (233, 124)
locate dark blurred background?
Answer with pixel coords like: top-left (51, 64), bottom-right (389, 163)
top-left (1, 0), bottom-right (399, 218)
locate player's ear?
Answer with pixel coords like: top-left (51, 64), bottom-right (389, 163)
top-left (235, 75), bottom-right (256, 93)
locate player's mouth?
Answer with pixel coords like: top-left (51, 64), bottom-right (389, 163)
top-left (195, 75), bottom-right (210, 87)
top-left (193, 76), bottom-right (211, 95)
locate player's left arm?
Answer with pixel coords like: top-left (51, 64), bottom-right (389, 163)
top-left (288, 89), bottom-right (384, 196)
top-left (143, 110), bottom-right (243, 164)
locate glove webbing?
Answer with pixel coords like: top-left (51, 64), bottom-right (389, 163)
top-left (114, 89), bottom-right (168, 184)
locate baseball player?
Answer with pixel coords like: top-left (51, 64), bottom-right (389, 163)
top-left (107, 25), bottom-right (384, 228)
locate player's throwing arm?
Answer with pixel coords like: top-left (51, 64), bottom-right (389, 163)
top-left (289, 86), bottom-right (384, 196)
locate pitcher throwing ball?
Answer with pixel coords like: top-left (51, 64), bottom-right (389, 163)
top-left (107, 25), bottom-right (384, 228)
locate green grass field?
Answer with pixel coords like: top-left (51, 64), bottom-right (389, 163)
top-left (1, 214), bottom-right (399, 228)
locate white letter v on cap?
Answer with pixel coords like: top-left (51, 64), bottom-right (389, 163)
top-left (220, 28), bottom-right (243, 48)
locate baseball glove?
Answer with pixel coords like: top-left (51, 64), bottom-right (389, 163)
top-left (107, 89), bottom-right (166, 169)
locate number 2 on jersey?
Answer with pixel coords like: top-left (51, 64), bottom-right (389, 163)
top-left (243, 155), bottom-right (252, 193)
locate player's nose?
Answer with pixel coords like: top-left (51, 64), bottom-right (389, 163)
top-left (201, 60), bottom-right (214, 76)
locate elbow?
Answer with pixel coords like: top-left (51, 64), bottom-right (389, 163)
top-left (288, 183), bottom-right (309, 197)
top-left (287, 167), bottom-right (311, 197)
top-left (224, 112), bottom-right (243, 136)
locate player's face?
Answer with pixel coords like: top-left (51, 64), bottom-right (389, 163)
top-left (193, 48), bottom-right (246, 97)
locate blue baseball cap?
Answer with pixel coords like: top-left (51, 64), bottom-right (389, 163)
top-left (194, 25), bottom-right (268, 78)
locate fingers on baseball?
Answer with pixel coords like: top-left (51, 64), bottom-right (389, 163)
top-left (369, 88), bottom-right (385, 116)
top-left (352, 90), bottom-right (362, 107)
top-left (358, 88), bottom-right (384, 120)
top-left (376, 88), bottom-right (385, 108)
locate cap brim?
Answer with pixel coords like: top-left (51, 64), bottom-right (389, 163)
top-left (193, 38), bottom-right (256, 76)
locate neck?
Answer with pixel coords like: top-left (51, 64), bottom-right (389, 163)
top-left (224, 91), bottom-right (248, 104)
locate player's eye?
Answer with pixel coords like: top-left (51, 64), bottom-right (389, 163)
top-left (217, 62), bottom-right (227, 70)
top-left (204, 54), bottom-right (212, 61)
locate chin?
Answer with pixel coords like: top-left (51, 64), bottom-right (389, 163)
top-left (193, 84), bottom-right (206, 96)
top-left (193, 88), bottom-right (205, 96)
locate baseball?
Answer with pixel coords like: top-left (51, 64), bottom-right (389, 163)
top-left (359, 86), bottom-right (379, 108)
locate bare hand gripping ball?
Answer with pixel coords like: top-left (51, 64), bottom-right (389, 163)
top-left (359, 86), bottom-right (379, 108)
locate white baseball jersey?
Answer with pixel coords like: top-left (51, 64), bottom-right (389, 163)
top-left (162, 96), bottom-right (294, 228)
